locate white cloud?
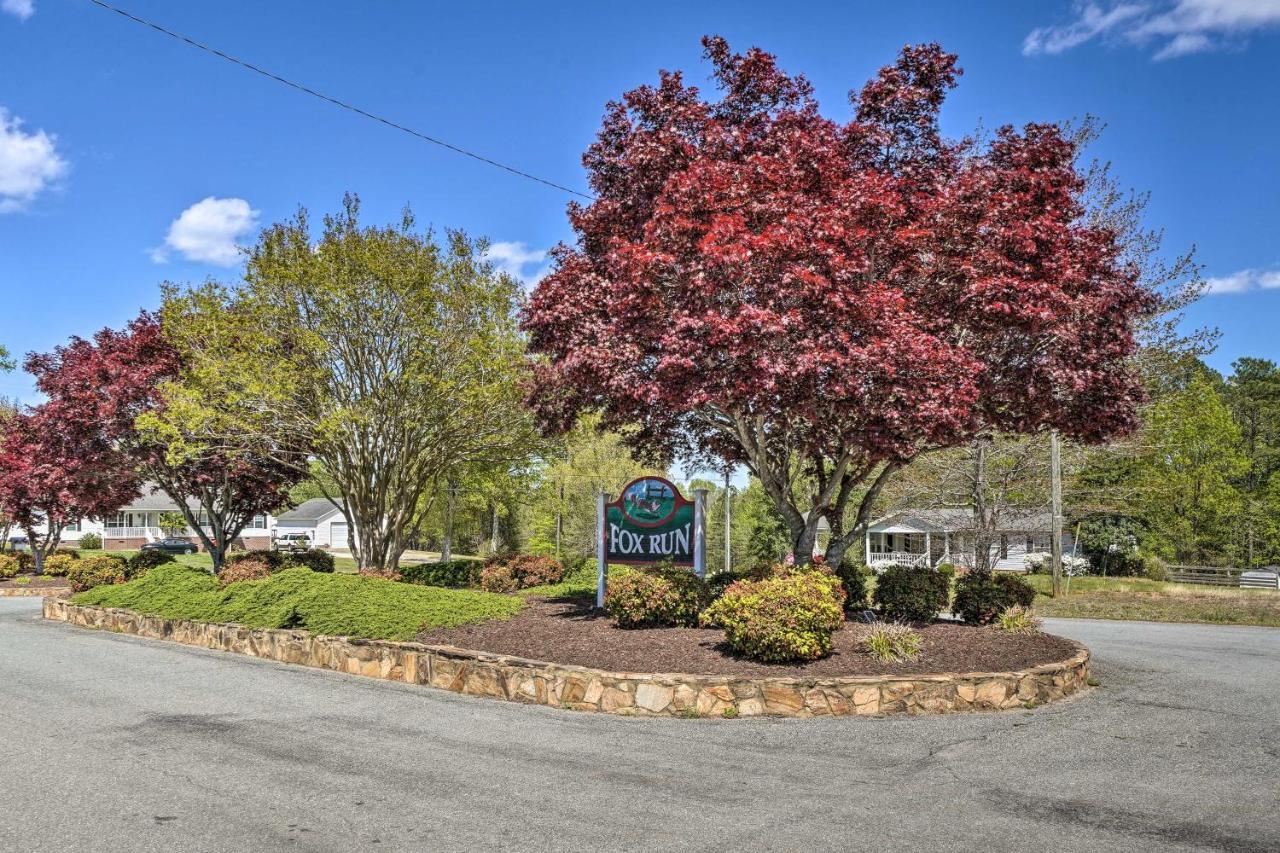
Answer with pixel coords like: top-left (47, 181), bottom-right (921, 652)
top-left (1024, 0), bottom-right (1280, 60)
top-left (152, 197), bottom-right (258, 266)
top-left (0, 107), bottom-right (68, 213)
top-left (1, 0), bottom-right (34, 21)
top-left (1203, 267), bottom-right (1280, 295)
top-left (483, 240), bottom-right (551, 285)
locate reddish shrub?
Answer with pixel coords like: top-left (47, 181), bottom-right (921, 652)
top-left (218, 558), bottom-right (274, 587)
top-left (479, 563), bottom-right (520, 593)
top-left (605, 565), bottom-right (711, 628)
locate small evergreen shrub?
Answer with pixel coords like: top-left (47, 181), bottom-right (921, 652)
top-left (1142, 553), bottom-right (1169, 582)
top-left (42, 553), bottom-right (77, 577)
top-left (478, 563), bottom-right (520, 593)
top-left (872, 564), bottom-right (950, 623)
top-left (218, 558), bottom-right (274, 587)
top-left (128, 549), bottom-right (176, 576)
top-left (396, 559), bottom-right (482, 588)
top-left (995, 605), bottom-right (1042, 634)
top-left (67, 554), bottom-right (128, 592)
top-left (860, 622), bottom-right (924, 662)
top-left (54, 547), bottom-right (81, 559)
top-left (952, 572), bottom-right (1037, 625)
top-left (226, 549), bottom-right (286, 570)
top-left (78, 532), bottom-right (103, 550)
top-left (836, 559), bottom-right (869, 609)
top-left (0, 554), bottom-right (20, 579)
top-left (605, 565), bottom-right (712, 628)
top-left (699, 568), bottom-right (845, 662)
top-left (285, 549), bottom-right (335, 573)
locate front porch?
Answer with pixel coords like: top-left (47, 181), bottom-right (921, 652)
top-left (864, 530), bottom-right (968, 570)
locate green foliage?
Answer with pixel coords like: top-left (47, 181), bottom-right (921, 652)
top-left (1141, 552), bottom-right (1169, 582)
top-left (226, 549), bottom-right (287, 570)
top-left (952, 573), bottom-right (1037, 625)
top-left (285, 549), bottom-right (335, 573)
top-left (478, 563), bottom-right (520, 593)
top-left (872, 565), bottom-right (950, 623)
top-left (77, 532), bottom-right (102, 550)
top-left (0, 554), bottom-right (20, 579)
top-left (1077, 517), bottom-right (1145, 575)
top-left (739, 479), bottom-right (791, 569)
top-left (55, 546), bottom-right (81, 559)
top-left (478, 554), bottom-right (565, 592)
top-left (67, 554), bottom-right (129, 592)
top-left (73, 564), bottom-right (523, 641)
top-left (128, 549), bottom-right (176, 575)
top-left (995, 605), bottom-right (1042, 634)
top-left (604, 565), bottom-right (712, 628)
top-left (518, 559), bottom-right (598, 599)
top-left (396, 558), bottom-right (482, 589)
top-left (860, 622), bottom-right (923, 662)
top-left (699, 568), bottom-right (845, 662)
top-left (835, 559), bottom-right (869, 609)
top-left (41, 553), bottom-right (76, 577)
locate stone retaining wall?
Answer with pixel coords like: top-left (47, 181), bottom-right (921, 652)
top-left (43, 599), bottom-right (1090, 718)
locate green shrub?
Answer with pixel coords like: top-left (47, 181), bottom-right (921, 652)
top-left (54, 546), bottom-right (81, 559)
top-left (42, 553), bottom-right (77, 577)
top-left (67, 554), bottom-right (128, 593)
top-left (128, 549), bottom-right (176, 576)
top-left (605, 565), bottom-right (712, 628)
top-left (396, 558), bottom-right (482, 588)
top-left (699, 568), bottom-right (846, 662)
top-left (226, 549), bottom-right (286, 570)
top-left (836, 560), bottom-right (869, 609)
top-left (478, 563), bottom-right (520, 593)
top-left (860, 622), bottom-right (924, 662)
top-left (218, 558), bottom-right (274, 587)
top-left (936, 563), bottom-right (957, 585)
top-left (285, 549), bottom-right (335, 573)
top-left (78, 532), bottom-right (103, 550)
top-left (872, 564), bottom-right (950, 623)
top-left (995, 605), bottom-right (1042, 634)
top-left (952, 572), bottom-right (1037, 625)
top-left (1141, 553), bottom-right (1169, 582)
top-left (0, 554), bottom-right (21, 579)
top-left (73, 564), bottom-right (523, 641)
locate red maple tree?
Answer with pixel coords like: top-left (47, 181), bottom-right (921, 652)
top-left (0, 407), bottom-right (140, 572)
top-left (25, 313), bottom-right (305, 571)
top-left (523, 38), bottom-right (1152, 563)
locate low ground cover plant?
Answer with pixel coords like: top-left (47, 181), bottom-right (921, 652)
top-left (860, 622), bottom-right (924, 662)
top-left (995, 605), bottom-right (1042, 633)
top-left (872, 564), bottom-right (950, 623)
top-left (952, 572), bottom-right (1037, 625)
top-left (73, 563), bottom-right (524, 641)
top-left (700, 566), bottom-right (845, 662)
top-left (605, 564), bottom-right (712, 627)
top-left (67, 554), bottom-right (129, 592)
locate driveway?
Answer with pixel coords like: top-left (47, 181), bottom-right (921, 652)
top-left (1, 599), bottom-right (1276, 852)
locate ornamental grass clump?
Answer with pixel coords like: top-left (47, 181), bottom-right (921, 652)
top-left (67, 554), bottom-right (128, 592)
top-left (860, 622), bottom-right (924, 663)
top-left (952, 572), bottom-right (1037, 626)
top-left (699, 567), bottom-right (845, 662)
top-left (871, 564), bottom-right (950, 623)
top-left (995, 605), bottom-right (1042, 634)
top-left (605, 565), bottom-right (712, 628)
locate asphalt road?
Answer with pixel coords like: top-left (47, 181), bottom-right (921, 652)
top-left (2, 599), bottom-right (1277, 853)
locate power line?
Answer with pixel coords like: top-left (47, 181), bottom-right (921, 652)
top-left (87, 0), bottom-right (594, 201)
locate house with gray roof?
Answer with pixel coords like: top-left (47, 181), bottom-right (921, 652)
top-left (273, 498), bottom-right (352, 551)
top-left (865, 508), bottom-right (1073, 572)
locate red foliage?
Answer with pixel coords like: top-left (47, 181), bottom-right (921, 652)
top-left (523, 37), bottom-right (1151, 471)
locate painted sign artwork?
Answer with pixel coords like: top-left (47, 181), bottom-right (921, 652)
top-left (605, 476), bottom-right (694, 565)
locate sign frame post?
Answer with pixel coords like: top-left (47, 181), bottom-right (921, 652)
top-left (596, 491), bottom-right (609, 609)
top-left (693, 488), bottom-right (708, 578)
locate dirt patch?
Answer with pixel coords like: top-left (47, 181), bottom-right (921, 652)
top-left (0, 575), bottom-right (72, 590)
top-left (417, 596), bottom-right (1079, 677)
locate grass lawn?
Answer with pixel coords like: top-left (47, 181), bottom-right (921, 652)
top-left (72, 563), bottom-right (523, 640)
top-left (1026, 575), bottom-right (1280, 627)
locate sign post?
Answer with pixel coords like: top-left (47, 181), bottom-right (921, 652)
top-left (693, 488), bottom-right (708, 578)
top-left (596, 490), bottom-right (609, 609)
top-left (596, 476), bottom-right (705, 608)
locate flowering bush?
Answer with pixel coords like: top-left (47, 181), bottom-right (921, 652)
top-left (42, 553), bottom-right (77, 577)
top-left (1023, 552), bottom-right (1089, 576)
top-left (700, 568), bottom-right (845, 662)
top-left (478, 563), bottom-right (521, 593)
top-left (872, 565), bottom-right (950, 623)
top-left (952, 572), bottom-right (1037, 625)
top-left (605, 565), bottom-right (711, 628)
top-left (67, 554), bottom-right (128, 592)
top-left (218, 558), bottom-right (275, 587)
top-left (860, 622), bottom-right (924, 662)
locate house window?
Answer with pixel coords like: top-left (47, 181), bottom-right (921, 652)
top-left (65, 519), bottom-right (81, 532)
top-left (105, 513), bottom-right (125, 529)
top-left (247, 515), bottom-right (267, 530)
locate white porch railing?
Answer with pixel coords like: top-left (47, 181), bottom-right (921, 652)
top-left (867, 551), bottom-right (929, 568)
top-left (103, 527), bottom-right (166, 540)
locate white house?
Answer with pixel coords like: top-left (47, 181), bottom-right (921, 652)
top-left (15, 484), bottom-right (275, 552)
top-left (865, 508), bottom-right (1075, 573)
top-left (273, 498), bottom-right (352, 550)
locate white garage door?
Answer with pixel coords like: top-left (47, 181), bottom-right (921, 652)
top-left (330, 522), bottom-right (349, 548)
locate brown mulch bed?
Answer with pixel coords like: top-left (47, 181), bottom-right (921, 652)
top-left (0, 575), bottom-right (72, 590)
top-left (416, 596), bottom-right (1080, 678)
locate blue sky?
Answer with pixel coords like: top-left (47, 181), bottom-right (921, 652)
top-left (2, 0), bottom-right (1279, 406)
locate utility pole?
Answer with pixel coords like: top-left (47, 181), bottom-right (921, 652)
top-left (1050, 430), bottom-right (1064, 598)
top-left (723, 469), bottom-right (732, 575)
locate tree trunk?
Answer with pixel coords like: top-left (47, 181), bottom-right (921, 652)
top-left (441, 479), bottom-right (456, 562)
top-left (489, 502), bottom-right (500, 554)
top-left (971, 438), bottom-right (994, 575)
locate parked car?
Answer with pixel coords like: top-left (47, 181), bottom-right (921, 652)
top-left (273, 533), bottom-right (312, 553)
top-left (139, 538), bottom-right (199, 556)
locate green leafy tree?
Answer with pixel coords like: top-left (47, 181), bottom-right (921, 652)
top-left (1225, 358), bottom-right (1280, 566)
top-left (158, 196), bottom-right (538, 572)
